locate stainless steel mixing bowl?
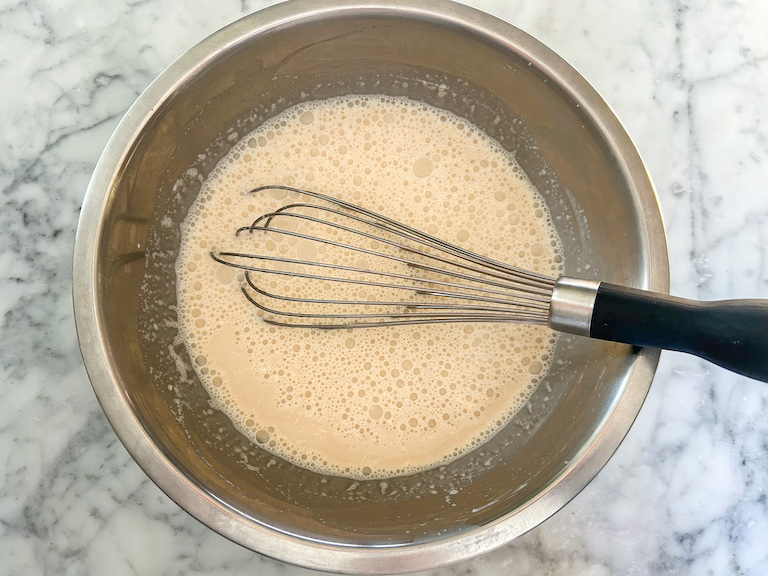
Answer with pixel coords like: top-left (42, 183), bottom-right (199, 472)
top-left (73, 1), bottom-right (669, 572)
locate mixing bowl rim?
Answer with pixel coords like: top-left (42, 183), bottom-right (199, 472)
top-left (72, 0), bottom-right (669, 573)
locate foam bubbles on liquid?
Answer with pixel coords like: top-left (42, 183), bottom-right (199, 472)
top-left (176, 95), bottom-right (564, 480)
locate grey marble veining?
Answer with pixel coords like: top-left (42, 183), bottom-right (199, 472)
top-left (1, 0), bottom-right (767, 574)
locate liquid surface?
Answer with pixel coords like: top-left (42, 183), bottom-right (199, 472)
top-left (176, 95), bottom-right (564, 479)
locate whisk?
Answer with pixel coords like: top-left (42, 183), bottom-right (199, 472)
top-left (212, 185), bottom-right (768, 383)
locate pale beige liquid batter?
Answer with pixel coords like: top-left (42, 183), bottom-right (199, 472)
top-left (176, 95), bottom-right (564, 480)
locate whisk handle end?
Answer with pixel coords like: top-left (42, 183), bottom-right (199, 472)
top-left (590, 283), bottom-right (768, 383)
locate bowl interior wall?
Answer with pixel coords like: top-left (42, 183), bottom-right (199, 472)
top-left (98, 14), bottom-right (646, 545)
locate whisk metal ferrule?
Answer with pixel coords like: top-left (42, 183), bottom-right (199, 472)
top-left (548, 277), bottom-right (600, 337)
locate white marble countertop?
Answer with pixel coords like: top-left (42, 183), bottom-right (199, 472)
top-left (2, 0), bottom-right (767, 574)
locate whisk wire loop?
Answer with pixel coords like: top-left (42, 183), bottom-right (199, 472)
top-left (211, 185), bottom-right (557, 328)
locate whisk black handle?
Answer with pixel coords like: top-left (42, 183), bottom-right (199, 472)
top-left (590, 283), bottom-right (768, 382)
